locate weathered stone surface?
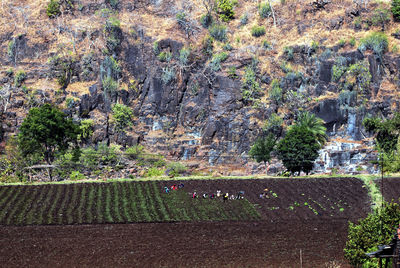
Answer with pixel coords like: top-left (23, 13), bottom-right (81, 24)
top-left (319, 60), bottom-right (334, 83)
top-left (313, 99), bottom-right (346, 133)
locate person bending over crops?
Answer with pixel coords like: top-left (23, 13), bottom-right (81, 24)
top-left (164, 187), bottom-right (170, 193)
top-left (223, 193), bottom-right (229, 202)
top-left (217, 190), bottom-right (221, 197)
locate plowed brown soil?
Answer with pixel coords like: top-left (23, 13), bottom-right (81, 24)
top-left (381, 177), bottom-right (400, 203)
top-left (0, 220), bottom-right (350, 268)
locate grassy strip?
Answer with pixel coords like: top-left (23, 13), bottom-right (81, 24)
top-left (46, 185), bottom-right (63, 224)
top-left (359, 175), bottom-right (382, 211)
top-left (0, 174), bottom-right (369, 187)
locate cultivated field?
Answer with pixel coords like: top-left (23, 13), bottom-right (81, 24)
top-left (0, 177), bottom-right (370, 225)
top-left (0, 181), bottom-right (260, 225)
top-left (381, 177), bottom-right (400, 203)
top-left (0, 177), bottom-right (387, 267)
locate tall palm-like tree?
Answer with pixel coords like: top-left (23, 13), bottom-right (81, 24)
top-left (295, 111), bottom-right (328, 146)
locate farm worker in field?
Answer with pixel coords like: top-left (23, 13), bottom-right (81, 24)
top-left (216, 190), bottom-right (221, 197)
top-left (193, 191), bottom-right (197, 198)
top-left (171, 184), bottom-right (177, 190)
top-left (210, 193), bottom-right (215, 199)
top-left (178, 183), bottom-right (184, 189)
top-left (164, 187), bottom-right (170, 193)
top-left (203, 193), bottom-right (208, 199)
top-left (230, 194), bottom-right (235, 200)
top-left (223, 193), bottom-right (229, 202)
top-left (259, 193), bottom-right (264, 199)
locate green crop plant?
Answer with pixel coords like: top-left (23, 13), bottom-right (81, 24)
top-left (112, 183), bottom-right (123, 222)
top-left (67, 184), bottom-right (79, 224)
top-left (56, 185), bottom-right (71, 224)
top-left (16, 187), bottom-right (40, 225)
top-left (5, 187), bottom-right (30, 225)
top-left (46, 185), bottom-right (62, 224)
top-left (0, 188), bottom-right (22, 223)
top-left (119, 183), bottom-right (132, 222)
top-left (104, 186), bottom-right (113, 222)
top-left (76, 186), bottom-right (86, 224)
top-left (152, 182), bottom-right (170, 221)
top-left (96, 185), bottom-right (103, 223)
top-left (86, 184), bottom-right (95, 223)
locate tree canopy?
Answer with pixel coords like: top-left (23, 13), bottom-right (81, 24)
top-left (276, 125), bottom-right (321, 175)
top-left (296, 111), bottom-right (327, 146)
top-left (249, 133), bottom-right (276, 168)
top-left (18, 104), bottom-right (79, 165)
top-left (363, 113), bottom-right (400, 154)
top-left (344, 200), bottom-right (400, 267)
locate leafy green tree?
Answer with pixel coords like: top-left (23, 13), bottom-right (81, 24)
top-left (364, 113), bottom-right (400, 154)
top-left (276, 125), bottom-right (321, 175)
top-left (111, 103), bottom-right (133, 133)
top-left (296, 111), bottom-right (327, 146)
top-left (344, 200), bottom-right (400, 267)
top-left (249, 134), bottom-right (276, 170)
top-left (18, 104), bottom-right (79, 165)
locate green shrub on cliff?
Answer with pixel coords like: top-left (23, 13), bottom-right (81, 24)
top-left (358, 32), bottom-right (388, 56)
top-left (392, 0), bottom-right (400, 20)
top-left (209, 23), bottom-right (227, 42)
top-left (47, 0), bottom-right (61, 18)
top-left (251, 26), bottom-right (266, 37)
top-left (216, 0), bottom-right (236, 22)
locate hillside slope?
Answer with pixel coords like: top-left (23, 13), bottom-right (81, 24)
top-left (0, 0), bottom-right (399, 175)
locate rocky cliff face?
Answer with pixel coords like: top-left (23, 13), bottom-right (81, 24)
top-left (0, 0), bottom-right (399, 175)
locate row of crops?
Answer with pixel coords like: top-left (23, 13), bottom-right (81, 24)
top-left (0, 181), bottom-right (261, 225)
